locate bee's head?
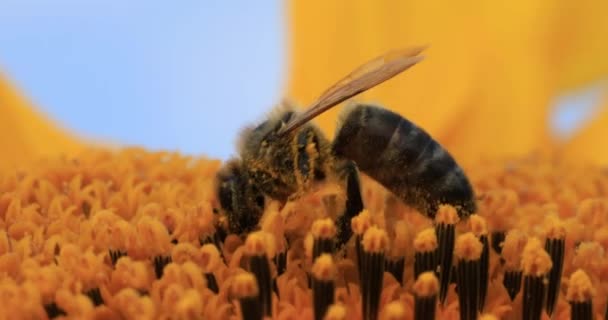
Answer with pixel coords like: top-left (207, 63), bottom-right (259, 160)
top-left (215, 159), bottom-right (265, 235)
top-left (237, 106), bottom-right (301, 201)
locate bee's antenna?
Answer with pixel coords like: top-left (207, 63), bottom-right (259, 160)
top-left (277, 46), bottom-right (427, 136)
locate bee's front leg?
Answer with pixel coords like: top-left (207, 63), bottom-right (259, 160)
top-left (334, 160), bottom-right (364, 251)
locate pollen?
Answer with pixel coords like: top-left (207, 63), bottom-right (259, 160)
top-left (324, 304), bottom-right (347, 320)
top-left (543, 215), bottom-right (567, 239)
top-left (502, 230), bottom-right (528, 270)
top-left (468, 214), bottom-right (488, 237)
top-left (566, 269), bottom-right (596, 302)
top-left (4, 146), bottom-right (608, 319)
top-left (413, 271), bottom-right (440, 297)
top-left (521, 237), bottom-right (553, 276)
top-left (232, 272), bottom-right (259, 298)
top-left (435, 204), bottom-right (459, 224)
top-left (244, 231), bottom-right (274, 257)
top-left (413, 228), bottom-right (437, 252)
top-left (351, 209), bottom-right (372, 235)
top-left (362, 226), bottom-right (390, 253)
top-left (311, 217), bottom-right (337, 239)
top-left (311, 253), bottom-right (337, 281)
top-left (379, 301), bottom-right (405, 320)
top-left (454, 232), bottom-right (483, 261)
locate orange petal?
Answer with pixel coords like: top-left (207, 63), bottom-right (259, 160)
top-left (0, 72), bottom-right (83, 171)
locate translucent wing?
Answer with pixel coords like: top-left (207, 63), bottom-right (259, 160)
top-left (278, 46), bottom-right (426, 136)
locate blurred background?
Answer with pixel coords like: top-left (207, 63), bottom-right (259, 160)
top-left (0, 1), bottom-right (285, 160)
top-left (1, 1), bottom-right (607, 168)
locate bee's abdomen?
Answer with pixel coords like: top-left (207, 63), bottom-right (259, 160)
top-left (333, 104), bottom-right (476, 218)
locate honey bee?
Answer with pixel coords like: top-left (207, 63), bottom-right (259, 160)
top-left (216, 47), bottom-right (476, 248)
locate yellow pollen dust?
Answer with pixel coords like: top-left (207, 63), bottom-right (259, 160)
top-left (435, 204), bottom-right (459, 225)
top-left (413, 271), bottom-right (439, 297)
top-left (324, 304), bottom-right (347, 320)
top-left (362, 226), bottom-right (390, 253)
top-left (543, 215), bottom-right (566, 239)
top-left (306, 142), bottom-right (319, 158)
top-left (468, 214), bottom-right (488, 237)
top-left (566, 269), bottom-right (596, 302)
top-left (245, 231), bottom-right (269, 256)
top-left (501, 230), bottom-right (528, 270)
top-left (572, 241), bottom-right (604, 271)
top-left (454, 232), bottom-right (483, 261)
top-left (351, 209), bottom-right (372, 235)
top-left (577, 198), bottom-right (608, 226)
top-left (231, 273), bottom-right (259, 298)
top-left (413, 228), bottom-right (438, 252)
top-left (311, 254), bottom-right (337, 281)
top-left (521, 237), bottom-right (553, 276)
top-left (379, 301), bottom-right (405, 320)
top-left (311, 218), bottom-right (337, 239)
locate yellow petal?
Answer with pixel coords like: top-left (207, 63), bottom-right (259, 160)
top-left (287, 1), bottom-right (485, 140)
top-left (547, 0), bottom-right (608, 91)
top-left (561, 92), bottom-right (608, 166)
top-left (285, 0), bottom-right (558, 165)
top-left (0, 72), bottom-right (82, 171)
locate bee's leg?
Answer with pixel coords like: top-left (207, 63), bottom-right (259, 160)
top-left (335, 160), bottom-right (364, 250)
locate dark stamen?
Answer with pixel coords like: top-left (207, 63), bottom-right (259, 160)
top-left (200, 244), bottom-right (222, 294)
top-left (454, 232), bottom-right (483, 320)
top-left (503, 271), bottom-right (523, 301)
top-left (245, 232), bottom-right (273, 317)
top-left (153, 255), bottom-right (172, 279)
top-left (205, 273), bottom-right (219, 294)
top-left (351, 210), bottom-right (372, 287)
top-left (543, 217), bottom-right (566, 316)
top-left (468, 214), bottom-right (490, 312)
top-left (311, 254), bottom-right (337, 320)
top-left (491, 231), bottom-right (505, 254)
top-left (85, 287), bottom-right (104, 306)
top-left (385, 257), bottom-right (405, 284)
top-left (501, 230), bottom-right (528, 301)
top-left (413, 228), bottom-right (438, 279)
top-left (567, 269), bottom-right (595, 320)
top-left (44, 302), bottom-right (67, 319)
top-left (360, 226), bottom-right (389, 320)
top-left (414, 271), bottom-right (439, 320)
top-left (109, 250), bottom-right (127, 266)
top-left (232, 272), bottom-right (263, 320)
top-left (434, 205), bottom-right (459, 305)
top-left (336, 161), bottom-right (364, 249)
top-left (521, 238), bottom-right (552, 320)
top-left (312, 218), bottom-right (337, 260)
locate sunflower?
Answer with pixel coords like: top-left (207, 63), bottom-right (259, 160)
top-left (1, 2), bottom-right (608, 319)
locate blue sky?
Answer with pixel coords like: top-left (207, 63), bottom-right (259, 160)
top-left (0, 1), bottom-right (284, 159)
top-left (0, 1), bottom-right (604, 160)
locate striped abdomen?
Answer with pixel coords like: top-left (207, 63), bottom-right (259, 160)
top-left (332, 103), bottom-right (476, 218)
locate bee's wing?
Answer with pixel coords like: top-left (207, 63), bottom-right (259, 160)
top-left (278, 46), bottom-right (426, 136)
